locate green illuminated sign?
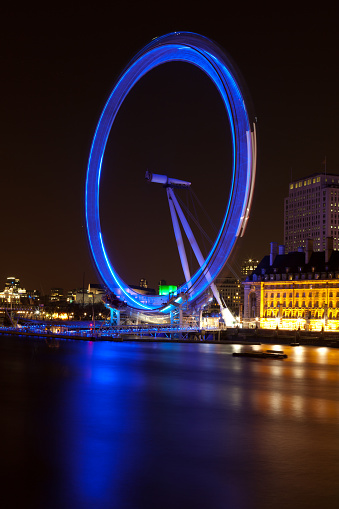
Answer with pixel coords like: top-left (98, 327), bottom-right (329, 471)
top-left (159, 285), bottom-right (177, 296)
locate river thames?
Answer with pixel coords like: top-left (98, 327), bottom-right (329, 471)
top-left (1, 335), bottom-right (338, 509)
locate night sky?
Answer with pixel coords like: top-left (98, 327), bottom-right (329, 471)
top-left (2, 4), bottom-right (339, 294)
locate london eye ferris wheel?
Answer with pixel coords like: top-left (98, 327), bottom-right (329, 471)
top-left (85, 32), bottom-right (257, 315)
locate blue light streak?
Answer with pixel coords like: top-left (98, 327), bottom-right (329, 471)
top-left (85, 32), bottom-right (256, 312)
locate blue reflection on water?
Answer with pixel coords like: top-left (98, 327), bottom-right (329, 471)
top-left (1, 337), bottom-right (339, 509)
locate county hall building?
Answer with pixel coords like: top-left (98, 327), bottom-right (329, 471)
top-left (243, 239), bottom-right (339, 331)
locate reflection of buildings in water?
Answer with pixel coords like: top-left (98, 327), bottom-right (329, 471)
top-left (229, 346), bottom-right (339, 421)
top-left (250, 387), bottom-right (339, 421)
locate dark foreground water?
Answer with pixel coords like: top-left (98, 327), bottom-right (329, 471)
top-left (1, 336), bottom-right (338, 509)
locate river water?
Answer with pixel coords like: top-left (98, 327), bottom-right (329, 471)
top-left (1, 335), bottom-right (338, 509)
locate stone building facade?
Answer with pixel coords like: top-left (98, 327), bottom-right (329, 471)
top-left (243, 239), bottom-right (339, 331)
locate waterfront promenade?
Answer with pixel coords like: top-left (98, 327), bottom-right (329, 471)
top-left (1, 323), bottom-right (339, 347)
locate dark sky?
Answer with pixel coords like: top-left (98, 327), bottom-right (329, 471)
top-left (2, 3), bottom-right (339, 293)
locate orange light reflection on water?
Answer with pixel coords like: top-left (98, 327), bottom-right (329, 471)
top-left (231, 344), bottom-right (339, 421)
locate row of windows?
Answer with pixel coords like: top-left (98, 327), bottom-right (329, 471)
top-left (266, 291), bottom-right (339, 298)
top-left (266, 301), bottom-right (339, 308)
top-left (265, 310), bottom-right (339, 319)
top-left (262, 282), bottom-right (339, 290)
top-left (289, 177), bottom-right (339, 191)
top-left (289, 177), bottom-right (321, 189)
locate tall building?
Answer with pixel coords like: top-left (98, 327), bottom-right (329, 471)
top-left (284, 172), bottom-right (339, 253)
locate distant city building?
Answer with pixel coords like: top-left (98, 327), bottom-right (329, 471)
top-left (213, 277), bottom-right (243, 317)
top-left (50, 288), bottom-right (64, 302)
top-left (243, 239), bottom-right (339, 331)
top-left (0, 276), bottom-right (26, 303)
top-left (26, 289), bottom-right (41, 303)
top-left (139, 278), bottom-right (148, 288)
top-left (67, 289), bottom-right (77, 303)
top-left (88, 283), bottom-right (105, 295)
top-left (129, 284), bottom-right (156, 295)
top-left (5, 277), bottom-right (20, 292)
top-left (241, 258), bottom-right (259, 277)
top-left (74, 283), bottom-right (105, 305)
top-left (284, 172), bottom-right (339, 253)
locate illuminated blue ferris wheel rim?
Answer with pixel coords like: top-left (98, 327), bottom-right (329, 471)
top-left (85, 32), bottom-right (256, 312)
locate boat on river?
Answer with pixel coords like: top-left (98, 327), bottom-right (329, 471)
top-left (232, 349), bottom-right (288, 359)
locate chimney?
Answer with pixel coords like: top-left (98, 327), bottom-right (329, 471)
top-left (325, 237), bottom-right (333, 263)
top-left (305, 238), bottom-right (313, 264)
top-left (278, 245), bottom-right (285, 255)
top-left (270, 242), bottom-right (278, 266)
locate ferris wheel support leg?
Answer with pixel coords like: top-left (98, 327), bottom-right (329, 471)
top-left (109, 307), bottom-right (120, 326)
top-left (167, 188), bottom-right (191, 284)
top-left (168, 188), bottom-right (224, 309)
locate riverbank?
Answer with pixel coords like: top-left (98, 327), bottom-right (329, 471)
top-left (1, 326), bottom-right (339, 347)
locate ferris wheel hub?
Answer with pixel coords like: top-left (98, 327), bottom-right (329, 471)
top-left (145, 170), bottom-right (191, 188)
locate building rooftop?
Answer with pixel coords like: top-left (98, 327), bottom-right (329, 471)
top-left (246, 241), bottom-right (339, 281)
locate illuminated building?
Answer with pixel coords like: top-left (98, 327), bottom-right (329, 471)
top-left (205, 277), bottom-right (243, 318)
top-left (5, 277), bottom-right (20, 292)
top-left (217, 277), bottom-right (243, 316)
top-left (0, 276), bottom-right (26, 303)
top-left (243, 239), bottom-right (339, 331)
top-left (26, 289), bottom-right (41, 303)
top-left (284, 172), bottom-right (339, 252)
top-left (50, 288), bottom-right (64, 302)
top-left (75, 283), bottom-right (106, 305)
top-left (67, 289), bottom-right (77, 303)
top-left (241, 258), bottom-right (259, 277)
